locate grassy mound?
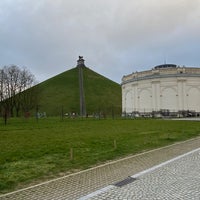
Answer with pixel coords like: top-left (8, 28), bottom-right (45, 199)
top-left (36, 67), bottom-right (121, 116)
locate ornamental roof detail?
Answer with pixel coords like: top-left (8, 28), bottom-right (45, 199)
top-left (122, 65), bottom-right (200, 84)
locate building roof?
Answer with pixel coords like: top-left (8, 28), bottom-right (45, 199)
top-left (122, 65), bottom-right (200, 84)
top-left (154, 64), bottom-right (177, 69)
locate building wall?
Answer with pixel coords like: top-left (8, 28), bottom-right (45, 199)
top-left (122, 67), bottom-right (200, 114)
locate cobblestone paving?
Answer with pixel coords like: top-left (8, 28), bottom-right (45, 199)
top-left (88, 148), bottom-right (200, 199)
top-left (0, 137), bottom-right (200, 200)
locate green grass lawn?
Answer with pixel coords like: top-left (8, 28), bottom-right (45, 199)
top-left (0, 117), bottom-right (200, 194)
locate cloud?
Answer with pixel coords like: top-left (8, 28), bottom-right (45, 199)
top-left (106, 0), bottom-right (200, 47)
top-left (0, 0), bottom-right (200, 83)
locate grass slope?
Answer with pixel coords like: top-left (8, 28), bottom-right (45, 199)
top-left (37, 67), bottom-right (121, 116)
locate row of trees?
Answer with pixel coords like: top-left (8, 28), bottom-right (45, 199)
top-left (0, 65), bottom-right (38, 122)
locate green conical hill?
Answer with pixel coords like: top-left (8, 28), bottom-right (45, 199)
top-left (37, 67), bottom-right (121, 116)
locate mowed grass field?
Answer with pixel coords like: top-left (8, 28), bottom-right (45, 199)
top-left (0, 117), bottom-right (200, 194)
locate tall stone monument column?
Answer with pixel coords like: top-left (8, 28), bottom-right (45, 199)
top-left (77, 56), bottom-right (86, 116)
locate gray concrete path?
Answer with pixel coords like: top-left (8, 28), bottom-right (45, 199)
top-left (84, 148), bottom-right (200, 199)
top-left (0, 137), bottom-right (200, 200)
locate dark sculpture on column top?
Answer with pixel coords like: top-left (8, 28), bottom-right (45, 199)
top-left (77, 56), bottom-right (85, 67)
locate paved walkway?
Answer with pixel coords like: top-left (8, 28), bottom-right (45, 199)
top-left (0, 137), bottom-right (200, 200)
top-left (84, 148), bottom-right (200, 199)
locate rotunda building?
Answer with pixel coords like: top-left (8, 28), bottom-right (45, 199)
top-left (121, 64), bottom-right (200, 117)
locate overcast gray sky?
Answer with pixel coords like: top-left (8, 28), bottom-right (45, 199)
top-left (1, 0), bottom-right (200, 83)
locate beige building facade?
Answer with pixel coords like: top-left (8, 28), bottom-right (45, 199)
top-left (122, 64), bottom-right (200, 117)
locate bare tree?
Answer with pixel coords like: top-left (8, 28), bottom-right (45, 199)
top-left (14, 67), bottom-right (38, 116)
top-left (0, 69), bottom-right (4, 102)
top-left (0, 69), bottom-right (8, 124)
top-left (0, 65), bottom-right (38, 121)
top-left (3, 65), bottom-right (21, 116)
